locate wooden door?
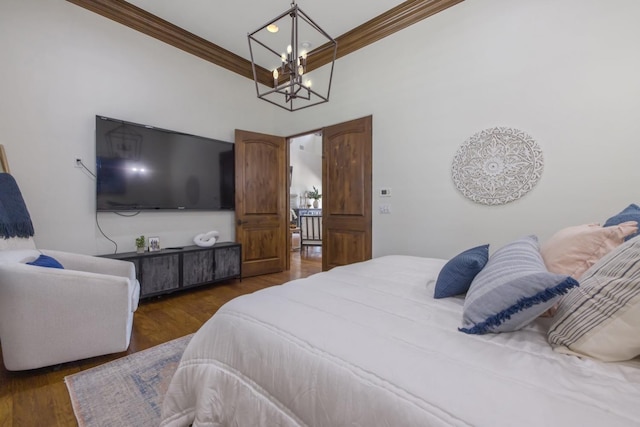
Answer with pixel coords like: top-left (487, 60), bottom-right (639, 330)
top-left (322, 116), bottom-right (373, 270)
top-left (235, 130), bottom-right (288, 277)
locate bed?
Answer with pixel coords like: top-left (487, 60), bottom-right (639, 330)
top-left (160, 242), bottom-right (640, 426)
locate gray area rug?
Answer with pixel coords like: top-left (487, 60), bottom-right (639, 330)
top-left (65, 334), bottom-right (193, 427)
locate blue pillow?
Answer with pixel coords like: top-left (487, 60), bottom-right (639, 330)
top-left (434, 244), bottom-right (489, 299)
top-left (459, 235), bottom-right (578, 335)
top-left (26, 254), bottom-right (64, 269)
top-left (604, 204), bottom-right (640, 241)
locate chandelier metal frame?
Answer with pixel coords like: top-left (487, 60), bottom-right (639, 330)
top-left (248, 2), bottom-right (337, 112)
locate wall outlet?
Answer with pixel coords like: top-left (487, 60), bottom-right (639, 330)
top-left (379, 187), bottom-right (391, 197)
top-left (74, 157), bottom-right (82, 168)
top-left (379, 204), bottom-right (391, 214)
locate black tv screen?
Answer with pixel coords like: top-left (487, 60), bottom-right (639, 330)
top-left (96, 116), bottom-right (235, 211)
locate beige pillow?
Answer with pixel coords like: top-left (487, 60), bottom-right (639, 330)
top-left (547, 235), bottom-right (640, 362)
top-left (540, 221), bottom-right (637, 279)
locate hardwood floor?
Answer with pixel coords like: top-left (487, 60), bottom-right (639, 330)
top-left (0, 249), bottom-right (322, 427)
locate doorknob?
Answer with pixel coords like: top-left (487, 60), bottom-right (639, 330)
top-left (237, 219), bottom-right (247, 226)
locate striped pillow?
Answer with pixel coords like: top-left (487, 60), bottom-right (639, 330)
top-left (548, 236), bottom-right (640, 361)
top-left (460, 235), bottom-right (578, 334)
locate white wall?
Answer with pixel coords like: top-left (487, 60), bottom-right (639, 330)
top-left (277, 0), bottom-right (640, 259)
top-left (2, 0), bottom-right (640, 260)
top-left (290, 134), bottom-right (322, 208)
top-left (0, 0), bottom-right (281, 254)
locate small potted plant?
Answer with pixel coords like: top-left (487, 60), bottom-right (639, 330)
top-left (307, 186), bottom-right (322, 208)
top-left (135, 235), bottom-right (146, 253)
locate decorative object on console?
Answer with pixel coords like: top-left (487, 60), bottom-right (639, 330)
top-left (289, 193), bottom-right (298, 211)
top-left (193, 231), bottom-right (219, 248)
top-left (299, 192), bottom-right (307, 208)
top-left (451, 127), bottom-right (544, 205)
top-left (247, 1), bottom-right (337, 112)
top-left (135, 235), bottom-right (145, 254)
top-left (307, 186), bottom-right (321, 208)
top-left (148, 236), bottom-right (161, 252)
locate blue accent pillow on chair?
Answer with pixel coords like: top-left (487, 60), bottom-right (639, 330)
top-left (459, 235), bottom-right (578, 335)
top-left (27, 254), bottom-right (64, 269)
top-left (434, 244), bottom-right (489, 299)
top-left (604, 204), bottom-right (640, 241)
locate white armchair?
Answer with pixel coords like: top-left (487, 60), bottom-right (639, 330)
top-left (0, 240), bottom-right (140, 371)
top-left (0, 173), bottom-right (140, 371)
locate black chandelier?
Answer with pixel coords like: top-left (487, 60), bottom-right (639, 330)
top-left (248, 2), bottom-right (337, 112)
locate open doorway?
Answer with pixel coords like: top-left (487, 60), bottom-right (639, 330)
top-left (289, 132), bottom-right (322, 268)
top-left (235, 116), bottom-right (371, 277)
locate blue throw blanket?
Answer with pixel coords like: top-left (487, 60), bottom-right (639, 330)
top-left (0, 173), bottom-right (34, 238)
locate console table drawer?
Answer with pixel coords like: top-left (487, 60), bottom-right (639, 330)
top-left (183, 250), bottom-right (215, 286)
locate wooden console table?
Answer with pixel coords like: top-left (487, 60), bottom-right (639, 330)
top-left (101, 242), bottom-right (241, 299)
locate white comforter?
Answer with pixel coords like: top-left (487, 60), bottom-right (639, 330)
top-left (160, 255), bottom-right (640, 427)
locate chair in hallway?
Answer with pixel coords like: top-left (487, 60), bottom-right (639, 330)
top-left (299, 214), bottom-right (322, 252)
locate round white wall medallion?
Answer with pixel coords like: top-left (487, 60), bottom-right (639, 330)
top-left (451, 127), bottom-right (543, 206)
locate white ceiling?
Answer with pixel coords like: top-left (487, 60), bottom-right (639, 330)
top-left (125, 0), bottom-right (406, 62)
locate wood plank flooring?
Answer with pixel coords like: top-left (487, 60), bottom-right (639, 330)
top-left (0, 249), bottom-right (322, 427)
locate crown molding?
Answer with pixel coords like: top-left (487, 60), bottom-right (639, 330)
top-left (307, 0), bottom-right (464, 72)
top-left (66, 0), bottom-right (463, 87)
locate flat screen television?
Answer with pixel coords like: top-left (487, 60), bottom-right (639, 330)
top-left (96, 116), bottom-right (235, 211)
